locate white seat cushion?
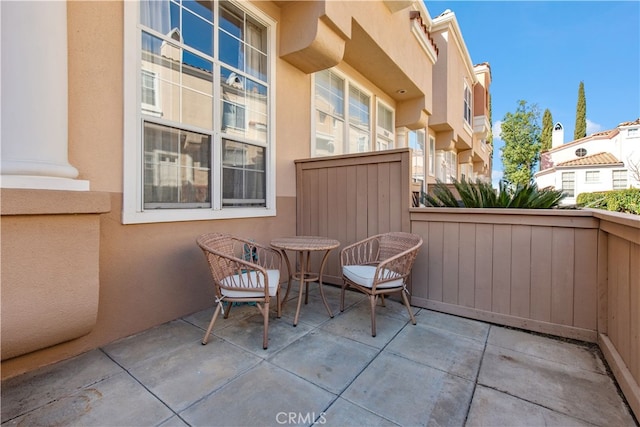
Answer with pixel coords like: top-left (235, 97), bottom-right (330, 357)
top-left (342, 265), bottom-right (404, 289)
top-left (220, 269), bottom-right (280, 298)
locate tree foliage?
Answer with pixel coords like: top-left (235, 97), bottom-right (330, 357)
top-left (541, 108), bottom-right (553, 152)
top-left (500, 100), bottom-right (541, 186)
top-left (574, 81), bottom-right (587, 140)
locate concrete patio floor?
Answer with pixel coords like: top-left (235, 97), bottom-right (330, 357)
top-left (2, 284), bottom-right (637, 427)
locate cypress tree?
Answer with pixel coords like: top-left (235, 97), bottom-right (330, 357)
top-left (541, 109), bottom-right (553, 151)
top-left (574, 81), bottom-right (587, 139)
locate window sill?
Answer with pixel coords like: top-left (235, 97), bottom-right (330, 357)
top-left (121, 206), bottom-right (276, 224)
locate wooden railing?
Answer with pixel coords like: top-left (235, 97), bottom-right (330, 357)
top-left (295, 151), bottom-right (639, 418)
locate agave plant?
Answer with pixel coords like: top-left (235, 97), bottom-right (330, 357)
top-left (422, 178), bottom-right (565, 209)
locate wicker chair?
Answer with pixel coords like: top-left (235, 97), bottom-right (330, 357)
top-left (196, 233), bottom-right (282, 349)
top-left (340, 232), bottom-right (423, 337)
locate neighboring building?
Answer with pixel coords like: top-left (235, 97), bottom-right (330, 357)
top-left (1, 0), bottom-right (489, 377)
top-left (423, 9), bottom-right (492, 188)
top-left (535, 119), bottom-right (640, 205)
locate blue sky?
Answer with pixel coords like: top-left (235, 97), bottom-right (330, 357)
top-left (424, 1), bottom-right (640, 186)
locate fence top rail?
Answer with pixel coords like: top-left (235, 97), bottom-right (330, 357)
top-left (410, 207), bottom-right (600, 228)
top-left (584, 208), bottom-right (640, 230)
top-left (410, 207), bottom-right (595, 216)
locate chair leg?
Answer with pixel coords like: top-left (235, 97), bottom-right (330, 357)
top-left (263, 301), bottom-right (270, 350)
top-left (223, 301), bottom-right (232, 319)
top-left (202, 302), bottom-right (223, 345)
top-left (340, 282), bottom-right (348, 312)
top-left (369, 295), bottom-right (377, 337)
top-left (401, 289), bottom-right (417, 325)
top-left (380, 294), bottom-right (386, 307)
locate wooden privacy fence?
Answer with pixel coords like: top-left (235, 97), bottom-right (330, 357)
top-left (295, 151), bottom-right (638, 418)
top-left (295, 148), bottom-right (413, 284)
top-left (409, 208), bottom-right (600, 342)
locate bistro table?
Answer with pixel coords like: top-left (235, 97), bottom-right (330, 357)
top-left (270, 236), bottom-right (340, 326)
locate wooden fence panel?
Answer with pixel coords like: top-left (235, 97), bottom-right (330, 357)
top-left (295, 149), bottom-right (413, 284)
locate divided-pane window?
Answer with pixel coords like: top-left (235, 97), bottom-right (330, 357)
top-left (585, 170), bottom-right (599, 183)
top-left (137, 0), bottom-right (271, 211)
top-left (408, 129), bottom-right (425, 183)
top-left (463, 82), bottom-right (472, 125)
top-left (313, 69), bottom-right (384, 157)
top-left (613, 170), bottom-right (627, 189)
top-left (429, 136), bottom-right (435, 176)
top-left (436, 150), bottom-right (457, 183)
top-left (562, 172), bottom-right (575, 197)
top-left (376, 102), bottom-right (394, 150)
top-left (314, 70), bottom-right (345, 155)
top-left (348, 85), bottom-right (370, 152)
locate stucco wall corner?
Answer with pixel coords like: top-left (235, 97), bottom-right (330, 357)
top-left (0, 189), bottom-right (111, 361)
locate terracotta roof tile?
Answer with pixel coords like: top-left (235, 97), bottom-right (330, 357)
top-left (556, 152), bottom-right (623, 167)
top-left (618, 118), bottom-right (640, 127)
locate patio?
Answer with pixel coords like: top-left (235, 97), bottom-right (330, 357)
top-left (1, 284), bottom-right (636, 427)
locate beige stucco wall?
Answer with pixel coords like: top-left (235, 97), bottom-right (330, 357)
top-left (1, 0), bottom-right (440, 379)
top-left (430, 21), bottom-right (474, 150)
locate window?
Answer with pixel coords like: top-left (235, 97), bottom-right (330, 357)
top-left (613, 170), bottom-right (627, 189)
top-left (141, 69), bottom-right (160, 115)
top-left (562, 172), bottom-right (575, 197)
top-left (460, 163), bottom-right (473, 181)
top-left (376, 102), bottom-right (394, 150)
top-left (463, 82), bottom-right (472, 125)
top-left (429, 136), bottom-right (435, 176)
top-left (585, 170), bottom-right (599, 183)
top-left (349, 85), bottom-right (370, 152)
top-left (124, 0), bottom-right (275, 223)
top-left (313, 69), bottom-right (378, 156)
top-left (408, 129), bottom-right (425, 183)
top-left (575, 148), bottom-right (587, 157)
top-left (436, 150), bottom-right (457, 183)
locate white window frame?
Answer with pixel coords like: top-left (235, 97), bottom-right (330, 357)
top-left (435, 149), bottom-right (457, 183)
top-left (123, 0), bottom-right (276, 224)
top-left (463, 81), bottom-right (472, 126)
top-left (428, 136), bottom-right (435, 176)
top-left (311, 68), bottom-right (374, 157)
top-left (585, 170), bottom-right (600, 183)
top-left (562, 172), bottom-right (575, 197)
top-left (612, 170), bottom-right (627, 190)
top-left (141, 69), bottom-right (161, 116)
top-left (376, 100), bottom-right (395, 151)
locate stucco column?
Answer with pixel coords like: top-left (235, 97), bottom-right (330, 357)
top-left (1, 1), bottom-right (88, 190)
top-left (395, 127), bottom-right (409, 148)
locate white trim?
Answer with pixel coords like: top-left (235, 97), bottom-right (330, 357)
top-left (311, 68), bottom-right (374, 156)
top-left (122, 0), bottom-right (276, 224)
top-left (376, 98), bottom-right (395, 149)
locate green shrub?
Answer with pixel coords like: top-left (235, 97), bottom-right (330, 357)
top-left (576, 192), bottom-right (607, 208)
top-left (422, 178), bottom-right (565, 209)
top-left (577, 189), bottom-right (640, 215)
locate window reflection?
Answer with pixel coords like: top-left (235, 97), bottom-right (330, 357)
top-left (139, 0), bottom-right (269, 209)
top-left (222, 140), bottom-right (265, 206)
top-left (144, 122), bottom-right (211, 208)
